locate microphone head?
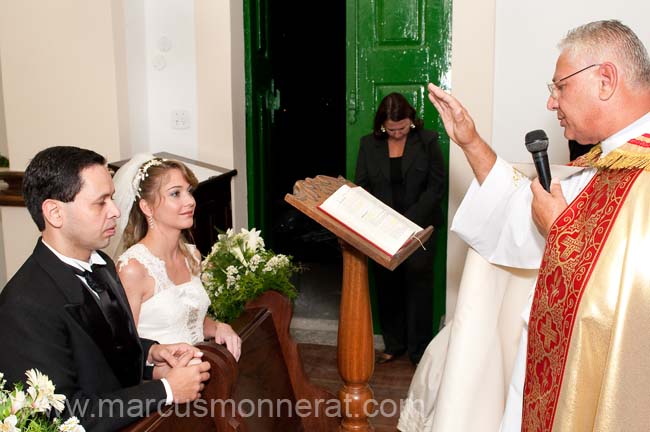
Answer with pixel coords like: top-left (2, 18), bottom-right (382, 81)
top-left (525, 129), bottom-right (549, 153)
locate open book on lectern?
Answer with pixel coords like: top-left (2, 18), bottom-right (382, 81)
top-left (317, 184), bottom-right (425, 257)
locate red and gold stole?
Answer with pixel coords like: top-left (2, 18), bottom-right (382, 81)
top-left (521, 133), bottom-right (650, 431)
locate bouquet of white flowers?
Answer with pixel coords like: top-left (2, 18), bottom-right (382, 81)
top-left (201, 228), bottom-right (299, 323)
top-left (0, 369), bottom-right (84, 432)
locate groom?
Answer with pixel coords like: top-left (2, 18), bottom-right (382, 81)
top-left (0, 146), bottom-right (211, 431)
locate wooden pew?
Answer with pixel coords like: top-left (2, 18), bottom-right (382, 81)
top-left (123, 291), bottom-right (338, 431)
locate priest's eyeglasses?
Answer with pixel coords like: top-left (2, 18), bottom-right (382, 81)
top-left (547, 63), bottom-right (601, 99)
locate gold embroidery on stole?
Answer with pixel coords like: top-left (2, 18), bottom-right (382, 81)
top-left (521, 168), bottom-right (642, 431)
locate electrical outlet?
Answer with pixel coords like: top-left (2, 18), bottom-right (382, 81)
top-left (171, 110), bottom-right (190, 129)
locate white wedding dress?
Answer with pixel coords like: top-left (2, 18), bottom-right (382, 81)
top-left (117, 243), bottom-right (210, 345)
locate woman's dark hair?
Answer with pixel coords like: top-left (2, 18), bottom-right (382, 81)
top-left (372, 92), bottom-right (424, 138)
top-left (23, 146), bottom-right (106, 231)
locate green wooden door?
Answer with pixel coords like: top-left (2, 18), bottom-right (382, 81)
top-left (346, 0), bottom-right (452, 329)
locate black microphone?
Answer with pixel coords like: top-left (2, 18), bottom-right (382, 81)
top-left (525, 129), bottom-right (551, 192)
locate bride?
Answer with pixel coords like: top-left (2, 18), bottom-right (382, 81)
top-left (106, 153), bottom-right (241, 360)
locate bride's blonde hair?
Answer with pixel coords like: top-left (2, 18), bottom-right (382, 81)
top-left (122, 159), bottom-right (201, 274)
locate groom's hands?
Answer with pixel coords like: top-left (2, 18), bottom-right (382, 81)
top-left (163, 350), bottom-right (211, 403)
top-left (149, 343), bottom-right (211, 402)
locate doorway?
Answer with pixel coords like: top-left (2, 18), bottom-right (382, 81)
top-left (244, 0), bottom-right (347, 323)
top-left (268, 0), bottom-right (346, 255)
top-left (244, 0), bottom-right (451, 331)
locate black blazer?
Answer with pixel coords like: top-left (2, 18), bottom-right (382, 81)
top-left (355, 128), bottom-right (446, 228)
top-left (0, 239), bottom-right (166, 431)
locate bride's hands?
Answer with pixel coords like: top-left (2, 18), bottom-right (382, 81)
top-left (215, 322), bottom-right (242, 361)
top-left (149, 343), bottom-right (204, 379)
top-left (206, 319), bottom-right (242, 361)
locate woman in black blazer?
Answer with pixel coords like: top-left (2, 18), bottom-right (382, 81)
top-left (355, 93), bottom-right (446, 365)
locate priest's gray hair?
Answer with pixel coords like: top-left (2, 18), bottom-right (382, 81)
top-left (559, 20), bottom-right (650, 88)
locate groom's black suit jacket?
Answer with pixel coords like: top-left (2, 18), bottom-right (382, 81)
top-left (0, 239), bottom-right (166, 431)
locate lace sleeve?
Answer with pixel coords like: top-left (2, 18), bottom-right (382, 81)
top-left (117, 244), bottom-right (171, 294)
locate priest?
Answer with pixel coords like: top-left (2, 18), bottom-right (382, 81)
top-left (423, 19), bottom-right (650, 431)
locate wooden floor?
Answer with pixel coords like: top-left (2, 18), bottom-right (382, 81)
top-left (299, 343), bottom-right (417, 432)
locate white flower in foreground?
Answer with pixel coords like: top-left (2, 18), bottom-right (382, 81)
top-left (9, 390), bottom-right (26, 414)
top-left (0, 372), bottom-right (4, 388)
top-left (50, 392), bottom-right (66, 412)
top-left (0, 415), bottom-right (18, 432)
top-left (25, 369), bottom-right (66, 412)
top-left (26, 369), bottom-right (54, 394)
top-left (59, 416), bottom-right (85, 432)
top-left (27, 386), bottom-right (51, 412)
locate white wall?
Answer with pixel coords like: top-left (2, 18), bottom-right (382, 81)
top-left (123, 0), bottom-right (149, 156)
top-left (123, 0), bottom-right (204, 160)
top-left (492, 0), bottom-right (650, 163)
top-left (195, 0), bottom-right (248, 230)
top-left (122, 0), bottom-right (247, 229)
top-left (144, 0), bottom-right (198, 158)
top-left (123, 0), bottom-right (202, 160)
top-left (0, 0), bottom-right (126, 282)
top-left (445, 0), bottom-right (496, 318)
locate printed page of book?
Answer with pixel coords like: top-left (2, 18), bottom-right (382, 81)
top-left (318, 185), bottom-right (422, 256)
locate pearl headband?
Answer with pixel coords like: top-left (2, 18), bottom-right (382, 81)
top-left (132, 157), bottom-right (166, 200)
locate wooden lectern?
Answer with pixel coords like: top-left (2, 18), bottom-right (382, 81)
top-left (285, 175), bottom-right (433, 431)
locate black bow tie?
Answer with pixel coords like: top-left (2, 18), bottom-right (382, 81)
top-left (69, 264), bottom-right (107, 294)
